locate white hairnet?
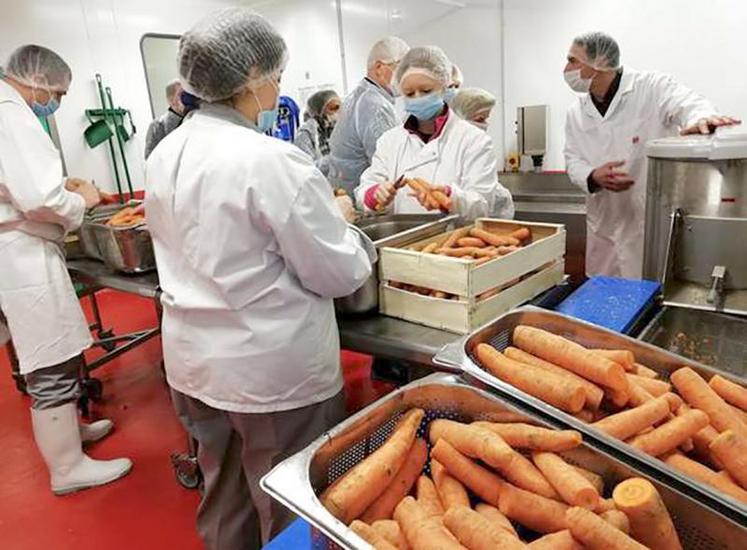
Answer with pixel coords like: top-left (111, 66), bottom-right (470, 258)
top-left (572, 32), bottom-right (620, 71)
top-left (367, 36), bottom-right (409, 69)
top-left (178, 7), bottom-right (288, 102)
top-left (3, 45), bottom-right (71, 92)
top-left (451, 63), bottom-right (463, 87)
top-left (395, 46), bottom-right (452, 88)
top-left (452, 88), bottom-right (496, 119)
top-left (307, 89), bottom-right (338, 117)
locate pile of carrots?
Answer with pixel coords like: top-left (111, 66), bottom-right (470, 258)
top-left (474, 325), bottom-right (747, 507)
top-left (106, 206), bottom-right (145, 227)
top-left (375, 178), bottom-right (452, 213)
top-left (320, 407), bottom-right (683, 549)
top-left (413, 224), bottom-right (532, 266)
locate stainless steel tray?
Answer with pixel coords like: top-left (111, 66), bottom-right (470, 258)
top-left (434, 306), bottom-right (747, 523)
top-left (87, 215), bottom-right (155, 274)
top-left (261, 373), bottom-right (747, 549)
top-left (77, 202), bottom-right (141, 261)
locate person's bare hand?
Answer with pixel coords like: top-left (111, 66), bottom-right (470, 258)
top-left (71, 180), bottom-right (101, 209)
top-left (591, 161), bottom-right (635, 192)
top-left (374, 182), bottom-right (397, 210)
top-left (409, 185), bottom-right (448, 211)
top-left (64, 178), bottom-right (87, 192)
top-left (681, 116), bottom-right (741, 135)
top-left (335, 195), bottom-right (356, 223)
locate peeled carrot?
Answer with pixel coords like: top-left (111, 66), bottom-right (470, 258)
top-left (416, 476), bottom-right (445, 519)
top-left (504, 347), bottom-right (604, 410)
top-left (510, 227), bottom-right (532, 242)
top-left (595, 498), bottom-right (617, 513)
top-left (613, 477), bottom-right (682, 550)
top-left (671, 367), bottom-right (747, 436)
top-left (393, 497), bottom-right (466, 550)
top-left (565, 506), bottom-right (647, 550)
top-left (429, 419), bottom-right (515, 470)
top-left (439, 247), bottom-right (482, 258)
top-left (499, 449), bottom-right (559, 500)
top-left (472, 421), bottom-right (582, 452)
top-left (475, 344), bottom-right (586, 413)
top-left (528, 530), bottom-right (583, 550)
top-left (626, 380), bottom-right (655, 408)
top-left (572, 465), bottom-right (605, 495)
top-left (372, 520), bottom-right (410, 550)
top-left (606, 385), bottom-right (630, 408)
top-left (456, 237), bottom-right (488, 248)
top-left (512, 326), bottom-right (628, 391)
top-left (443, 506), bottom-right (527, 550)
top-left (692, 424), bottom-right (722, 467)
top-left (474, 503), bottom-right (518, 538)
top-left (664, 453), bottom-right (747, 505)
top-left (421, 242), bottom-right (440, 254)
top-left (593, 349), bottom-right (635, 371)
top-left (498, 483), bottom-right (569, 534)
top-left (361, 438), bottom-right (428, 522)
top-left (431, 439), bottom-right (503, 506)
top-left (350, 520), bottom-right (400, 550)
top-left (709, 375), bottom-right (747, 412)
top-left (431, 460), bottom-right (470, 511)
top-left (532, 452), bottom-right (600, 509)
top-left (574, 409), bottom-right (595, 423)
top-left (321, 408), bottom-right (424, 523)
top-left (633, 363), bottom-right (659, 378)
top-left (592, 394), bottom-right (672, 440)
top-left (442, 227), bottom-right (472, 249)
top-left (600, 510), bottom-right (630, 534)
top-left (629, 409), bottom-right (709, 457)
top-left (709, 429), bottom-right (747, 489)
top-left (627, 374), bottom-right (670, 397)
top-left (469, 227), bottom-right (520, 247)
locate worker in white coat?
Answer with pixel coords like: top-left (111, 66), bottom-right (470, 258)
top-left (563, 32), bottom-right (740, 278)
top-left (144, 9), bottom-right (374, 549)
top-left (0, 45), bottom-right (132, 494)
top-left (355, 46), bottom-right (513, 220)
top-left (453, 87), bottom-right (497, 131)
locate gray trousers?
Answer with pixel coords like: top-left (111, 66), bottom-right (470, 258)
top-left (25, 355), bottom-right (83, 409)
top-left (171, 389), bottom-right (346, 550)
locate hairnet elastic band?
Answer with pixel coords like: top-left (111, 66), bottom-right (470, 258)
top-left (398, 67), bottom-right (442, 86)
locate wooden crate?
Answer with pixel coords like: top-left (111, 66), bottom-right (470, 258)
top-left (379, 261), bottom-right (565, 334)
top-left (379, 218), bottom-right (566, 298)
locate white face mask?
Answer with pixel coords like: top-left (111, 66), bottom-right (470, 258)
top-left (564, 68), bottom-right (593, 93)
top-left (472, 120), bottom-right (489, 131)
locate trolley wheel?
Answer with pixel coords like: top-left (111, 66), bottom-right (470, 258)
top-left (171, 452), bottom-right (201, 490)
top-left (96, 329), bottom-right (116, 352)
top-left (82, 377), bottom-right (104, 402)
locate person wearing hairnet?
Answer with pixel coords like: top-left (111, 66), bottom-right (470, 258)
top-left (144, 79), bottom-right (185, 159)
top-left (355, 46), bottom-right (513, 220)
top-left (294, 89), bottom-right (341, 175)
top-left (0, 45), bottom-right (132, 494)
top-left (444, 62), bottom-right (463, 105)
top-left (144, 9), bottom-right (374, 549)
top-left (453, 87), bottom-right (496, 131)
top-left (564, 32), bottom-right (740, 278)
top-left (327, 36), bottom-right (409, 196)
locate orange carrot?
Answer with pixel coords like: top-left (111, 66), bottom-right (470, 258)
top-left (499, 450), bottom-right (559, 500)
top-left (664, 454), bottom-right (747, 505)
top-left (429, 419), bottom-right (515, 470)
top-left (600, 510), bottom-right (630, 534)
top-left (475, 344), bottom-right (586, 413)
top-left (439, 247), bottom-right (482, 258)
top-left (474, 503), bottom-right (518, 538)
top-left (431, 439), bottom-right (503, 506)
top-left (629, 409), bottom-right (709, 457)
top-left (351, 520), bottom-right (400, 550)
top-left (498, 483), bottom-right (569, 534)
top-left (504, 347), bottom-right (604, 410)
top-left (361, 438), bottom-right (428, 522)
top-left (627, 374), bottom-right (671, 397)
top-left (469, 227), bottom-right (520, 247)
top-left (692, 424), bottom-right (722, 467)
top-left (574, 409), bottom-right (595, 423)
top-left (633, 363), bottom-right (659, 379)
top-left (456, 237), bottom-right (488, 248)
top-left (443, 506), bottom-right (528, 550)
top-left (613, 477), bottom-right (682, 550)
top-left (512, 326), bottom-right (628, 391)
top-left (593, 349), bottom-right (635, 371)
top-left (709, 429), bottom-right (747, 489)
top-left (709, 375), bottom-right (747, 412)
top-left (416, 475), bottom-right (445, 519)
top-left (606, 385), bottom-right (631, 408)
top-left (595, 498), bottom-right (617, 513)
top-left (528, 530), bottom-right (583, 550)
top-left (322, 408), bottom-right (425, 523)
top-left (565, 507), bottom-right (647, 550)
top-left (393, 497), bottom-right (466, 550)
top-left (431, 460), bottom-right (470, 511)
top-left (671, 367), bottom-right (747, 436)
top-left (372, 520), bottom-right (410, 550)
top-left (572, 465), bottom-right (605, 495)
top-left (510, 227), bottom-right (532, 242)
top-left (472, 421), bottom-right (583, 452)
top-left (626, 380), bottom-right (655, 408)
top-left (442, 227), bottom-right (472, 249)
top-left (592, 395), bottom-right (672, 440)
top-left (532, 452), bottom-right (600, 509)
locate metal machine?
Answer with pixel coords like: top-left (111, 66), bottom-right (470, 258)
top-left (516, 104), bottom-right (547, 171)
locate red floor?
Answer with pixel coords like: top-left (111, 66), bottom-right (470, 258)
top-left (0, 290), bottom-right (393, 549)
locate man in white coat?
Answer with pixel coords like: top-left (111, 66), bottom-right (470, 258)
top-left (563, 32), bottom-right (739, 279)
top-left (0, 45), bottom-right (132, 494)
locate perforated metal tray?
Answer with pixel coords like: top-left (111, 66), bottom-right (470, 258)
top-left (261, 373), bottom-right (747, 549)
top-left (434, 306), bottom-right (747, 524)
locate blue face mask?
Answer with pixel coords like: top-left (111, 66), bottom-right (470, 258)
top-left (444, 87), bottom-right (457, 105)
top-left (31, 95), bottom-right (60, 118)
top-left (253, 81), bottom-right (279, 133)
top-left (404, 92), bottom-right (445, 122)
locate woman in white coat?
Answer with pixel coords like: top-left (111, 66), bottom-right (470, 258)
top-left (563, 32), bottom-right (739, 279)
top-left (144, 9), bottom-right (374, 549)
top-left (355, 46), bottom-right (514, 220)
top-left (0, 46), bottom-right (132, 494)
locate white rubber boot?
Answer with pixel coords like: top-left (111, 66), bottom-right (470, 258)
top-left (80, 419), bottom-right (114, 444)
top-left (31, 403), bottom-right (132, 495)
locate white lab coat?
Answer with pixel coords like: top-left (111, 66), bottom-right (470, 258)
top-left (145, 103), bottom-right (374, 414)
top-left (564, 68), bottom-right (718, 278)
top-left (355, 110), bottom-right (514, 220)
top-left (0, 80), bottom-right (92, 373)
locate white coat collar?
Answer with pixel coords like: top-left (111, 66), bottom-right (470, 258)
top-left (362, 77), bottom-right (395, 105)
top-left (579, 67), bottom-right (638, 121)
top-left (0, 78), bottom-right (29, 106)
top-left (197, 102), bottom-right (259, 132)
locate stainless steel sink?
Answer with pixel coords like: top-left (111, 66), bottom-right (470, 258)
top-left (357, 214), bottom-right (447, 243)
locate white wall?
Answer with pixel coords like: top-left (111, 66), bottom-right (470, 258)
top-left (503, 0), bottom-right (747, 170)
